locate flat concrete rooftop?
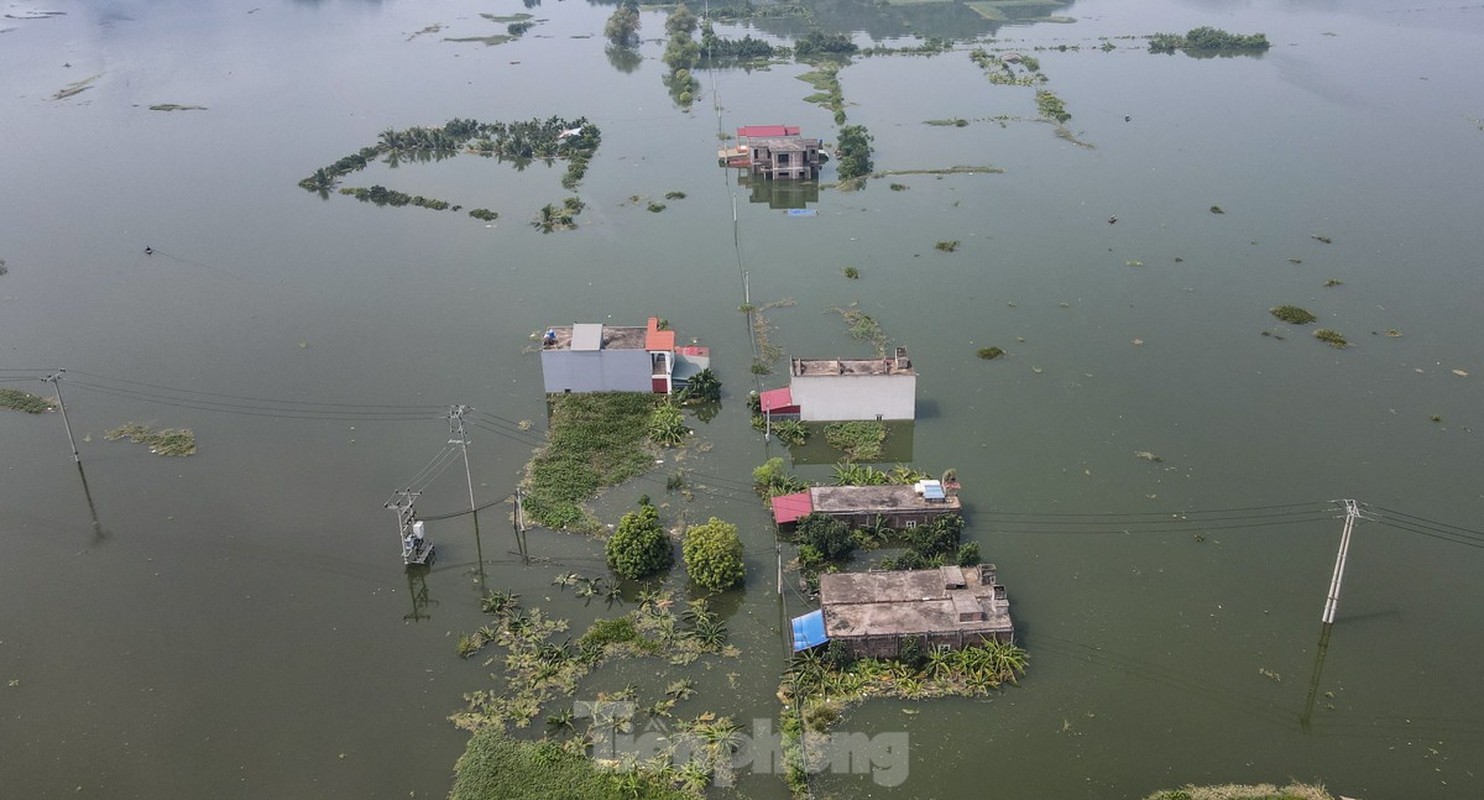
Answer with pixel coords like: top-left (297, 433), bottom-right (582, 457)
top-left (820, 566), bottom-right (1011, 639)
top-left (542, 324), bottom-right (649, 351)
top-left (792, 357), bottom-right (914, 377)
top-left (809, 485), bottom-right (959, 515)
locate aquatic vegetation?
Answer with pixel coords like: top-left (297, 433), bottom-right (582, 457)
top-left (831, 303), bottom-right (890, 355)
top-left (824, 420), bottom-right (888, 461)
top-left (1035, 89), bottom-right (1071, 124)
top-left (339, 185), bottom-right (452, 211)
top-left (1134, 450), bottom-right (1163, 463)
top-left (647, 201), bottom-right (667, 213)
top-left (105, 423), bottom-right (197, 456)
top-left (52, 74), bottom-right (100, 100)
top-left (648, 402), bottom-right (690, 447)
top-left (0, 388), bottom-right (55, 413)
top-left (924, 118), bottom-right (970, 127)
top-left (606, 499), bottom-right (673, 580)
top-left (520, 392), bottom-right (661, 532)
top-left (1148, 27), bottom-right (1271, 55)
top-left (842, 265), bottom-right (860, 278)
top-left (531, 197), bottom-right (586, 232)
top-left (449, 728), bottom-right (694, 800)
top-left (468, 208), bottom-right (498, 222)
top-left (1313, 328), bottom-right (1349, 348)
top-left (935, 240), bottom-right (961, 252)
top-left (1323, 279), bottom-right (1342, 287)
top-left (753, 457), bottom-right (809, 498)
top-left (148, 104), bottom-right (206, 111)
top-left (664, 191), bottom-right (687, 200)
top-left (1269, 305), bottom-right (1317, 325)
top-left (888, 183), bottom-right (908, 191)
top-left (977, 346), bottom-right (1005, 360)
top-left (1141, 784), bottom-right (1335, 800)
top-left (1312, 234), bottom-right (1333, 244)
top-left (0, 257), bottom-right (6, 277)
top-left (683, 518), bottom-right (745, 591)
top-left (675, 367), bottom-right (720, 404)
top-left (1210, 205), bottom-right (1225, 214)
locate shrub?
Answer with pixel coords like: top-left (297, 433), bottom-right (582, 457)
top-left (794, 513), bottom-right (855, 561)
top-left (683, 517), bottom-right (745, 591)
top-left (771, 419), bottom-right (810, 447)
top-left (648, 402), bottom-right (689, 447)
top-left (605, 501), bottom-right (673, 580)
top-left (753, 457), bottom-right (808, 497)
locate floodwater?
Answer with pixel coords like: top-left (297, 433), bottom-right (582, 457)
top-left (2, 0), bottom-right (1481, 798)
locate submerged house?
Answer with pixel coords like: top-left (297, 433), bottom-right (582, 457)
top-left (759, 347), bottom-right (916, 423)
top-left (719, 125), bottom-right (823, 181)
top-left (771, 480), bottom-right (959, 530)
top-left (792, 565), bottom-right (1014, 656)
top-left (539, 316), bottom-right (708, 395)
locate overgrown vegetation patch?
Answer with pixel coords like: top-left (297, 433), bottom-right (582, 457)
top-left (823, 420), bottom-right (888, 461)
top-left (0, 388), bottom-right (56, 413)
top-left (520, 393), bottom-right (661, 531)
top-left (105, 423), bottom-right (197, 456)
top-left (1269, 305), bottom-right (1316, 325)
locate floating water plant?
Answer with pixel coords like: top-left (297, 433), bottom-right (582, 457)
top-left (1134, 450), bottom-right (1163, 463)
top-left (824, 420), bottom-right (888, 460)
top-left (1312, 235), bottom-right (1333, 244)
top-left (520, 392), bottom-right (661, 531)
top-left (1323, 279), bottom-right (1342, 287)
top-left (1035, 89), bottom-right (1071, 124)
top-left (935, 240), bottom-right (961, 252)
top-left (831, 303), bottom-right (890, 355)
top-left (148, 103), bottom-right (207, 111)
top-left (664, 191), bottom-right (687, 200)
top-left (1209, 205), bottom-right (1224, 214)
top-left (1269, 305), bottom-right (1317, 325)
top-left (0, 388), bottom-right (55, 413)
top-left (468, 208), bottom-right (498, 221)
top-left (842, 266), bottom-right (860, 279)
top-left (977, 346), bottom-right (1005, 360)
top-left (1313, 328), bottom-right (1348, 348)
top-left (647, 201), bottom-right (667, 213)
top-left (105, 423), bottom-right (197, 456)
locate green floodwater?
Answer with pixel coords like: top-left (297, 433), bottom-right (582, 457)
top-left (2, 1), bottom-right (1482, 798)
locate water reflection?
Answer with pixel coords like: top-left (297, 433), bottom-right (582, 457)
top-left (739, 174), bottom-right (819, 209)
top-left (404, 564), bottom-right (438, 622)
top-left (605, 43), bottom-right (644, 73)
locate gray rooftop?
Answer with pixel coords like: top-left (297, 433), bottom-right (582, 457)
top-left (820, 565), bottom-right (1012, 639)
top-left (542, 324), bottom-right (650, 351)
top-left (748, 137), bottom-right (822, 151)
top-left (809, 485), bottom-right (959, 515)
top-left (792, 356), bottom-right (913, 377)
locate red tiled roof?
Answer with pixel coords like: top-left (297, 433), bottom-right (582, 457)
top-left (771, 491), bottom-right (813, 525)
top-left (645, 316), bottom-right (675, 352)
top-left (738, 125), bottom-right (800, 138)
top-left (759, 387), bottom-right (795, 413)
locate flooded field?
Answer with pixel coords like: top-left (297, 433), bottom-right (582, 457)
top-left (2, 1), bottom-right (1482, 798)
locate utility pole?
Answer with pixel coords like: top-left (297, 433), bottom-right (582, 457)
top-left (385, 489), bottom-right (425, 565)
top-left (449, 405), bottom-right (478, 525)
top-left (43, 370), bottom-right (80, 463)
top-left (1320, 499), bottom-right (1361, 625)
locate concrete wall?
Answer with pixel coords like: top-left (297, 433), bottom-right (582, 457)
top-left (792, 374), bottom-right (916, 421)
top-left (540, 349), bottom-right (652, 393)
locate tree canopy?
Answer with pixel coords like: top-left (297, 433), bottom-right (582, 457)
top-left (604, 0), bottom-right (641, 48)
top-left (605, 500), bottom-right (673, 580)
top-left (683, 517), bottom-right (745, 591)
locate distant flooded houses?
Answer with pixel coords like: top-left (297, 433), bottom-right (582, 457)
top-left (759, 347), bottom-right (916, 422)
top-left (719, 124), bottom-right (823, 181)
top-left (792, 564), bottom-right (1014, 656)
top-left (539, 316), bottom-right (708, 395)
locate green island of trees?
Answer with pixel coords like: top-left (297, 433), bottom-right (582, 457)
top-left (298, 116), bottom-right (601, 223)
top-left (699, 25), bottom-right (777, 64)
top-left (1148, 27), bottom-right (1272, 55)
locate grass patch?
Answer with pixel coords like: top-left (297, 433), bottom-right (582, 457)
top-left (1313, 328), bottom-right (1348, 348)
top-left (450, 724), bottom-right (693, 800)
top-left (520, 393), bottom-right (661, 532)
top-left (0, 388), bottom-right (56, 413)
top-left (1269, 305), bottom-right (1316, 325)
top-left (105, 423), bottom-right (197, 456)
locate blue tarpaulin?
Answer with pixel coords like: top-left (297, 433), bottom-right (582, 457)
top-left (790, 610), bottom-right (828, 652)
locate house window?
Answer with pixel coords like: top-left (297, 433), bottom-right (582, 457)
top-left (778, 152), bottom-right (791, 166)
top-left (904, 520), bottom-right (918, 529)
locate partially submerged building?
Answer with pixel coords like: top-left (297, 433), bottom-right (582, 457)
top-left (771, 480), bottom-right (958, 529)
top-left (792, 564), bottom-right (1014, 655)
top-left (539, 316), bottom-right (708, 395)
top-left (719, 125), bottom-right (823, 181)
top-left (759, 347), bottom-right (916, 423)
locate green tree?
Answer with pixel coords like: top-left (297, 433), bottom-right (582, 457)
top-left (794, 513), bottom-right (854, 561)
top-left (683, 517), bottom-right (745, 591)
top-left (835, 124), bottom-right (874, 181)
top-left (604, 0), bottom-right (641, 48)
top-left (664, 3), bottom-right (698, 37)
top-left (606, 500), bottom-right (673, 580)
top-left (753, 457), bottom-right (807, 497)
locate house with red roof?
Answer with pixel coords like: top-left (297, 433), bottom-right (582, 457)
top-left (719, 124), bottom-right (823, 180)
